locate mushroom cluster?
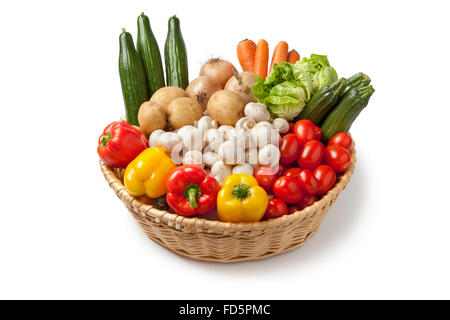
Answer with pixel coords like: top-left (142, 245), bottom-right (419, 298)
top-left (148, 103), bottom-right (289, 185)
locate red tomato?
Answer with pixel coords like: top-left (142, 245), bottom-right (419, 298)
top-left (276, 162), bottom-right (289, 178)
top-left (288, 206), bottom-right (300, 215)
top-left (284, 167), bottom-right (303, 178)
top-left (297, 140), bottom-right (325, 171)
top-left (279, 134), bottom-right (301, 164)
top-left (328, 132), bottom-right (353, 151)
top-left (293, 120), bottom-right (316, 145)
top-left (324, 145), bottom-right (351, 173)
top-left (297, 169), bottom-right (320, 195)
top-left (313, 165), bottom-right (337, 195)
top-left (273, 176), bottom-right (304, 204)
top-left (314, 126), bottom-right (322, 141)
top-left (265, 198), bottom-right (289, 219)
top-left (296, 193), bottom-right (318, 210)
top-left (254, 166), bottom-right (277, 191)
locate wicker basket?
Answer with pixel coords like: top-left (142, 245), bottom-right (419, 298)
top-left (100, 149), bottom-right (356, 263)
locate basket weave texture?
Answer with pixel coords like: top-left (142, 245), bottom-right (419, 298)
top-left (100, 149), bottom-right (356, 263)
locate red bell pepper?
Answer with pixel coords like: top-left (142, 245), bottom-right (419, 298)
top-left (166, 165), bottom-right (221, 216)
top-left (97, 121), bottom-right (148, 168)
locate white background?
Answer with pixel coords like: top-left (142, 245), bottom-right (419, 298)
top-left (0, 0), bottom-right (449, 300)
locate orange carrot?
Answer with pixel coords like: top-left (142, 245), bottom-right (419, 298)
top-left (269, 41), bottom-right (289, 73)
top-left (237, 39), bottom-right (256, 72)
top-left (254, 39), bottom-right (269, 80)
top-left (287, 49), bottom-right (300, 64)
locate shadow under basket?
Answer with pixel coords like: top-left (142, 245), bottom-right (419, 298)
top-left (100, 148), bottom-right (356, 263)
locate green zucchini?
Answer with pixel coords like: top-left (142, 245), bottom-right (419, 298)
top-left (321, 85), bottom-right (375, 143)
top-left (137, 12), bottom-right (165, 96)
top-left (119, 28), bottom-right (149, 126)
top-left (296, 78), bottom-right (346, 125)
top-left (164, 15), bottom-right (189, 89)
top-left (344, 72), bottom-right (371, 94)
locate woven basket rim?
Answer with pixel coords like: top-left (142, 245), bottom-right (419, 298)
top-left (100, 148), bottom-right (356, 233)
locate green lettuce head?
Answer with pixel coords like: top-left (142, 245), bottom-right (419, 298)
top-left (313, 67), bottom-right (338, 91)
top-left (252, 62), bottom-right (312, 121)
top-left (294, 54), bottom-right (338, 93)
top-left (266, 82), bottom-right (308, 119)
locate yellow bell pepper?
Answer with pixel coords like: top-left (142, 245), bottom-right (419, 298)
top-left (217, 174), bottom-right (269, 223)
top-left (124, 147), bottom-right (176, 198)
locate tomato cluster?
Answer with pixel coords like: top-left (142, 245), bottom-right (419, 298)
top-left (253, 120), bottom-right (353, 220)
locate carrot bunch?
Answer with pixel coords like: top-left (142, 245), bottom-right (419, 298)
top-left (237, 39), bottom-right (300, 80)
top-left (254, 39), bottom-right (269, 79)
top-left (237, 39), bottom-right (256, 72)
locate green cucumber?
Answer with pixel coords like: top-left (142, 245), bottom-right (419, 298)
top-left (119, 28), bottom-right (149, 126)
top-left (321, 85), bottom-right (375, 143)
top-left (137, 12), bottom-right (165, 96)
top-left (296, 78), bottom-right (346, 125)
top-left (344, 72), bottom-right (371, 94)
top-left (164, 15), bottom-right (189, 89)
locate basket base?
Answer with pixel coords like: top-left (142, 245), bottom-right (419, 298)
top-left (130, 206), bottom-right (330, 263)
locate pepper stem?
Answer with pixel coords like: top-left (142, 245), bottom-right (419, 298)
top-left (100, 132), bottom-right (111, 147)
top-left (183, 184), bottom-right (202, 209)
top-left (187, 188), bottom-right (198, 208)
top-left (232, 184), bottom-right (251, 200)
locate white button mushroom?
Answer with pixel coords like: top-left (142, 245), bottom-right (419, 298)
top-left (217, 140), bottom-right (245, 165)
top-left (235, 117), bottom-right (256, 131)
top-left (182, 127), bottom-right (205, 151)
top-left (214, 175), bottom-right (226, 186)
top-left (245, 148), bottom-right (259, 169)
top-left (204, 128), bottom-right (225, 153)
top-left (183, 150), bottom-right (204, 167)
top-left (217, 125), bottom-right (234, 139)
top-left (211, 161), bottom-right (232, 186)
top-left (244, 102), bottom-right (271, 123)
top-left (203, 151), bottom-right (219, 168)
top-left (272, 118), bottom-right (290, 134)
top-left (157, 132), bottom-right (182, 153)
top-left (254, 121), bottom-right (274, 129)
top-left (176, 125), bottom-right (196, 138)
top-left (258, 144), bottom-right (281, 167)
top-left (149, 129), bottom-right (165, 148)
top-left (232, 163), bottom-right (254, 175)
top-left (169, 140), bottom-right (185, 165)
top-left (227, 128), bottom-right (250, 150)
top-left (250, 126), bottom-right (280, 148)
top-left (196, 115), bottom-right (218, 132)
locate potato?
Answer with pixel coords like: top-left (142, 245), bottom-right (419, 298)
top-left (138, 101), bottom-right (167, 135)
top-left (149, 86), bottom-right (188, 113)
top-left (207, 90), bottom-right (245, 126)
top-left (167, 97), bottom-right (203, 129)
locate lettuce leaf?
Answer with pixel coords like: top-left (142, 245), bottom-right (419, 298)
top-left (252, 62), bottom-right (312, 121)
top-left (313, 67), bottom-right (338, 92)
top-left (294, 54), bottom-right (338, 94)
top-left (253, 76), bottom-right (269, 102)
top-left (295, 54), bottom-right (331, 73)
top-left (264, 95), bottom-right (303, 120)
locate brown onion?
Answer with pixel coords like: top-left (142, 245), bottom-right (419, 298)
top-left (186, 76), bottom-right (221, 110)
top-left (224, 69), bottom-right (258, 104)
top-left (199, 58), bottom-right (235, 89)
